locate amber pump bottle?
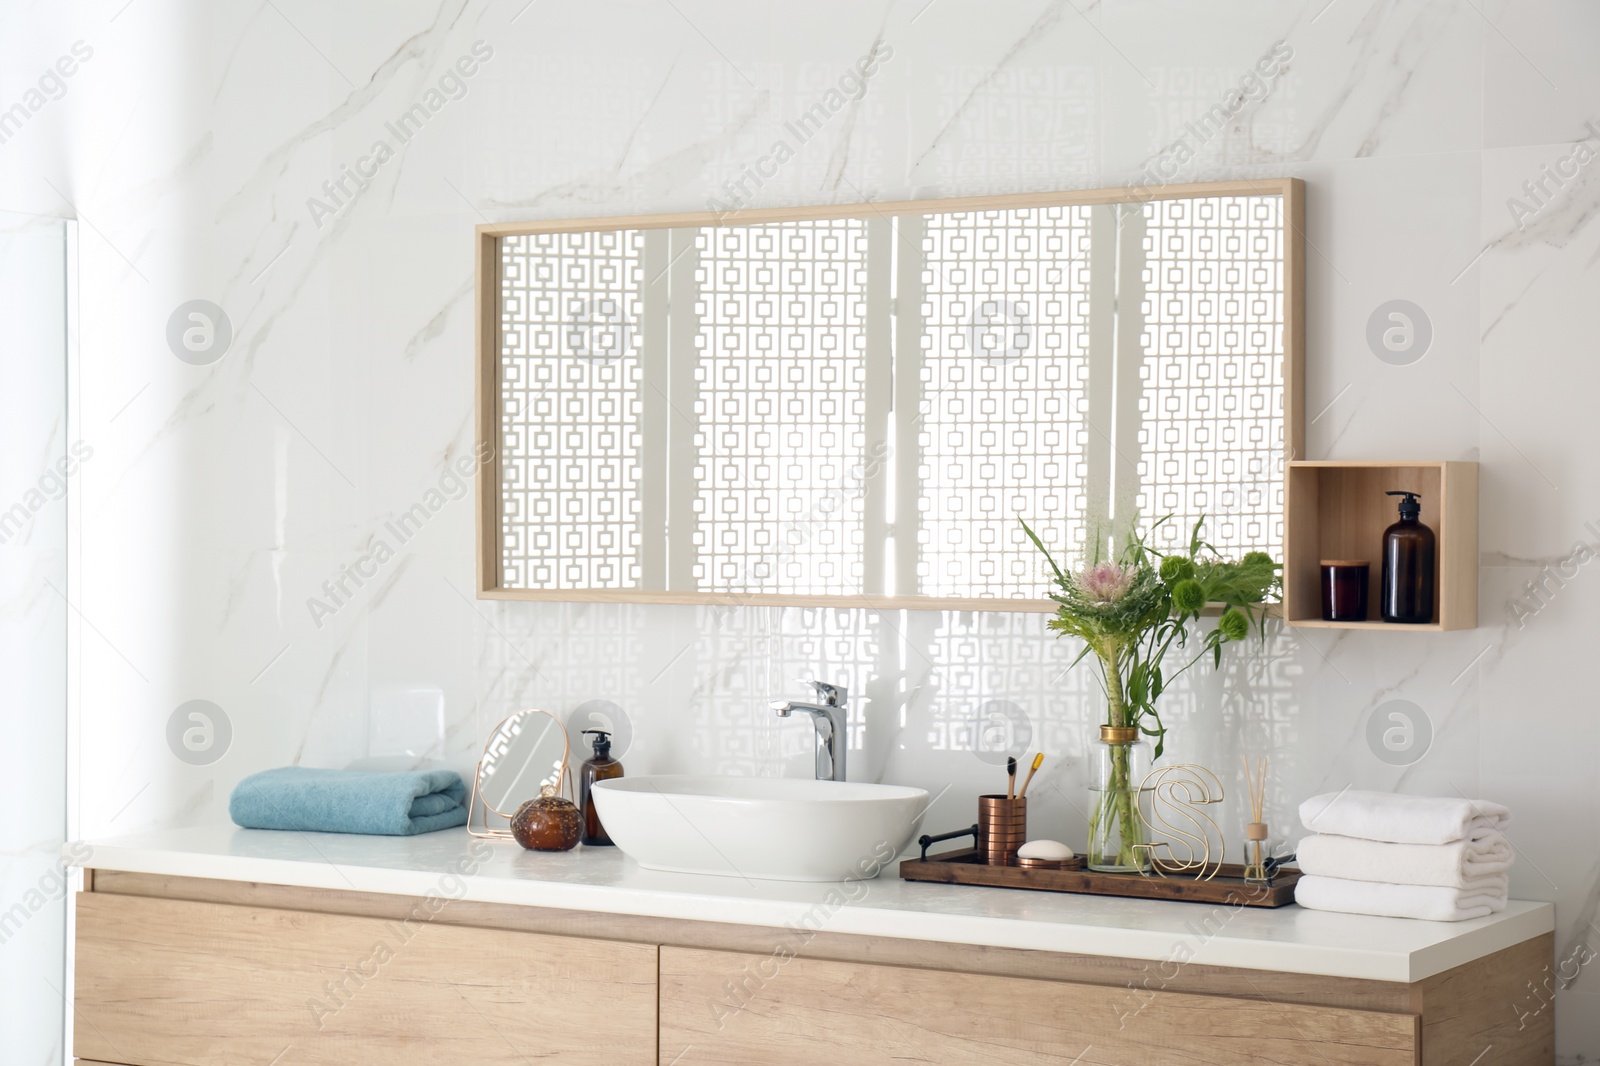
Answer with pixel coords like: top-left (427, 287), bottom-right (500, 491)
top-left (578, 729), bottom-right (622, 845)
top-left (1381, 490), bottom-right (1435, 624)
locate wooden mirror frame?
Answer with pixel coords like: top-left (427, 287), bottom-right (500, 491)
top-left (474, 178), bottom-right (1305, 611)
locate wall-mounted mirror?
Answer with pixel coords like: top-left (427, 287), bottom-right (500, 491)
top-left (468, 710), bottom-right (570, 838)
top-left (475, 179), bottom-right (1303, 609)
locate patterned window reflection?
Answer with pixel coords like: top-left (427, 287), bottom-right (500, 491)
top-left (692, 221), bottom-right (871, 595)
top-left (1133, 196), bottom-right (1285, 560)
top-left (499, 230), bottom-right (645, 588)
top-left (915, 206), bottom-right (1096, 599)
top-left (491, 193), bottom-right (1290, 602)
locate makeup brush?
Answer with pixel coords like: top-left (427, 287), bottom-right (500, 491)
top-left (1006, 756), bottom-right (1018, 800)
top-left (1016, 752), bottom-right (1045, 800)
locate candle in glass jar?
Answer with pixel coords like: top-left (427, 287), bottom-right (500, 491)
top-left (1320, 560), bottom-right (1369, 622)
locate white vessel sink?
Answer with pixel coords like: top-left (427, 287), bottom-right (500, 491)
top-left (590, 775), bottom-right (929, 883)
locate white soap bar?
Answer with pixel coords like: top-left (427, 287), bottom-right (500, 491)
top-left (1017, 839), bottom-right (1075, 861)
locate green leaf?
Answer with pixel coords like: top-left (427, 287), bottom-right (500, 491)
top-left (1019, 518), bottom-right (1066, 585)
top-left (1143, 707), bottom-right (1168, 761)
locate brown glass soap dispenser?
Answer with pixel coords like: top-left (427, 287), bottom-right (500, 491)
top-left (579, 729), bottom-right (623, 846)
top-left (1381, 490), bottom-right (1436, 624)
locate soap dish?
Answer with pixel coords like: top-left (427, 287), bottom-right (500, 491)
top-left (1016, 855), bottom-right (1083, 871)
top-left (1016, 839), bottom-right (1079, 870)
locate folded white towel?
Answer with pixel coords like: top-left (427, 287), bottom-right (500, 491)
top-left (1295, 830), bottom-right (1514, 888)
top-left (1295, 874), bottom-right (1508, 921)
top-left (1299, 790), bottom-right (1510, 845)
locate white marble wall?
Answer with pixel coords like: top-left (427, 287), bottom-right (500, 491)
top-left (5, 0), bottom-right (1600, 1059)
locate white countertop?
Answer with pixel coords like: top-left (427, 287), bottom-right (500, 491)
top-left (68, 825), bottom-right (1553, 984)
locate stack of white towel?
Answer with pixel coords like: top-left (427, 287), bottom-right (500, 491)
top-left (1293, 791), bottom-right (1513, 921)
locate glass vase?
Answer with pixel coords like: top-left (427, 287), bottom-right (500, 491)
top-left (1088, 725), bottom-right (1152, 872)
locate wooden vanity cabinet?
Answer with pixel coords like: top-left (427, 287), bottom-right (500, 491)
top-left (73, 890), bottom-right (658, 1066)
top-left (73, 871), bottom-right (1553, 1066)
top-left (660, 945), bottom-right (1419, 1065)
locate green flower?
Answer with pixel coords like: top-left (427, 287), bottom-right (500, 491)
top-left (1171, 579), bottom-right (1206, 613)
top-left (1159, 556), bottom-right (1195, 584)
top-left (1242, 551), bottom-right (1275, 570)
top-left (1218, 608), bottom-right (1250, 641)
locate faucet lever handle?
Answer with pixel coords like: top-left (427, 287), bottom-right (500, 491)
top-left (802, 679), bottom-right (847, 706)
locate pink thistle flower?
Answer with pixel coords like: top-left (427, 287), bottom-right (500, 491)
top-left (1075, 561), bottom-right (1135, 603)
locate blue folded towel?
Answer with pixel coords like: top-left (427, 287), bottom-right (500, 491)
top-left (229, 767), bottom-right (469, 836)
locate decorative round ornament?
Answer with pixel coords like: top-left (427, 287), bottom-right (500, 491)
top-left (511, 784), bottom-right (582, 851)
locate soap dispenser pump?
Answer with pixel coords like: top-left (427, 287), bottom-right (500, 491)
top-left (578, 729), bottom-right (623, 846)
top-left (1381, 490), bottom-right (1435, 624)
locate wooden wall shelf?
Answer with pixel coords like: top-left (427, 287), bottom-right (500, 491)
top-left (1284, 461), bottom-right (1478, 631)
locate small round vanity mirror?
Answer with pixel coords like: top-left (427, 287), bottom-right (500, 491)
top-left (469, 709), bottom-right (570, 838)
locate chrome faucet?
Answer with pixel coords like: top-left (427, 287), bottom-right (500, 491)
top-left (770, 680), bottom-right (849, 782)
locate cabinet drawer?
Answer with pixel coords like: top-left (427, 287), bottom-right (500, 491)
top-left (660, 946), bottom-right (1418, 1066)
top-left (75, 891), bottom-right (656, 1066)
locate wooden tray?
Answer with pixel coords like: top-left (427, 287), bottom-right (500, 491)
top-left (900, 847), bottom-right (1300, 908)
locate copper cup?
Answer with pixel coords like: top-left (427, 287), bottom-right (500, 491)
top-left (977, 795), bottom-right (1027, 866)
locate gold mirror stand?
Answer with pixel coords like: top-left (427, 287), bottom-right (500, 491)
top-left (468, 709), bottom-right (572, 840)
